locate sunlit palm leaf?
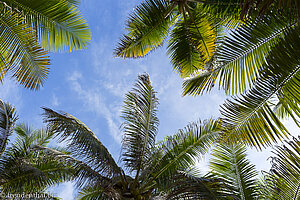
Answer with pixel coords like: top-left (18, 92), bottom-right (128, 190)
top-left (121, 74), bottom-right (159, 177)
top-left (0, 9), bottom-right (50, 90)
top-left (42, 107), bottom-right (120, 178)
top-left (168, 11), bottom-right (217, 77)
top-left (114, 0), bottom-right (176, 58)
top-left (220, 25), bottom-right (300, 148)
top-left (183, 14), bottom-right (291, 96)
top-left (6, 0), bottom-right (91, 52)
top-left (209, 143), bottom-right (258, 199)
top-left (0, 100), bottom-right (17, 156)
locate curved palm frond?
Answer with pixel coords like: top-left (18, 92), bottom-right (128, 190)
top-left (33, 145), bottom-right (112, 189)
top-left (114, 0), bottom-right (176, 58)
top-left (209, 143), bottom-right (258, 199)
top-left (183, 14), bottom-right (291, 96)
top-left (6, 0), bottom-right (91, 52)
top-left (167, 11), bottom-right (217, 77)
top-left (121, 74), bottom-right (159, 178)
top-left (141, 119), bottom-right (221, 191)
top-left (165, 170), bottom-right (228, 200)
top-left (241, 0), bottom-right (300, 21)
top-left (0, 152), bottom-right (76, 194)
top-left (0, 8), bottom-right (50, 90)
top-left (0, 100), bottom-right (17, 156)
top-left (42, 107), bottom-right (121, 178)
top-left (263, 136), bottom-right (300, 200)
top-left (219, 26), bottom-right (300, 149)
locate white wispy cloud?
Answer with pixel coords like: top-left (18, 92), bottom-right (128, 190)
top-left (67, 71), bottom-right (122, 143)
top-left (51, 94), bottom-right (60, 107)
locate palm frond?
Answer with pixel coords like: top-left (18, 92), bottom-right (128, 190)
top-left (33, 145), bottom-right (112, 189)
top-left (167, 11), bottom-right (217, 77)
top-left (166, 170), bottom-right (228, 200)
top-left (42, 107), bottom-right (120, 178)
top-left (0, 151), bottom-right (76, 193)
top-left (263, 137), bottom-right (300, 200)
top-left (0, 100), bottom-right (17, 156)
top-left (6, 0), bottom-right (91, 52)
top-left (183, 14), bottom-right (291, 96)
top-left (219, 25), bottom-right (300, 148)
top-left (121, 73), bottom-right (159, 178)
top-left (0, 8), bottom-right (50, 90)
top-left (43, 108), bottom-right (120, 176)
top-left (142, 119), bottom-right (220, 190)
top-left (114, 0), bottom-right (176, 58)
top-left (209, 143), bottom-right (258, 199)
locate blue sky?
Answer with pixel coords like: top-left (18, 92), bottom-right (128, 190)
top-left (0, 0), bottom-right (298, 199)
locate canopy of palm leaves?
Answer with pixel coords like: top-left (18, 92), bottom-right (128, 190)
top-left (0, 0), bottom-right (91, 90)
top-left (0, 123), bottom-right (76, 199)
top-left (114, 0), bottom-right (241, 78)
top-left (116, 0), bottom-right (300, 149)
top-left (42, 74), bottom-right (223, 199)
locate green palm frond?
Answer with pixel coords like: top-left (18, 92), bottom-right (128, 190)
top-left (166, 170), bottom-right (227, 200)
top-left (0, 153), bottom-right (76, 193)
top-left (121, 74), bottom-right (159, 177)
top-left (209, 143), bottom-right (258, 200)
top-left (219, 25), bottom-right (300, 148)
top-left (262, 137), bottom-right (300, 200)
top-left (0, 8), bottom-right (50, 90)
top-left (167, 11), bottom-right (217, 77)
top-left (33, 145), bottom-right (112, 188)
top-left (0, 100), bottom-right (17, 156)
top-left (183, 14), bottom-right (291, 96)
top-left (42, 107), bottom-right (120, 178)
top-left (77, 184), bottom-right (119, 200)
top-left (114, 0), bottom-right (176, 58)
top-left (6, 0), bottom-right (91, 52)
top-left (142, 120), bottom-right (220, 190)
top-left (241, 0), bottom-right (300, 21)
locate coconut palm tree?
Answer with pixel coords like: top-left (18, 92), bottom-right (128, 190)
top-left (0, 123), bottom-right (77, 199)
top-left (114, 0), bottom-right (241, 78)
top-left (41, 74), bottom-right (224, 199)
top-left (0, 0), bottom-right (91, 90)
top-left (117, 0), bottom-right (300, 149)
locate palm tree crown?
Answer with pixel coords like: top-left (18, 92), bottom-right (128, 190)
top-left (42, 74), bottom-right (222, 199)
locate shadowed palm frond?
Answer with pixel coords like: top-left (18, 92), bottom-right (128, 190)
top-left (262, 137), bottom-right (300, 200)
top-left (241, 0), bottom-right (300, 21)
top-left (183, 14), bottom-right (291, 96)
top-left (141, 119), bottom-right (221, 191)
top-left (114, 0), bottom-right (176, 58)
top-left (209, 143), bottom-right (258, 199)
top-left (6, 0), bottom-right (91, 52)
top-left (165, 170), bottom-right (228, 200)
top-left (0, 100), bottom-right (17, 157)
top-left (121, 74), bottom-right (159, 178)
top-left (42, 107), bottom-right (120, 178)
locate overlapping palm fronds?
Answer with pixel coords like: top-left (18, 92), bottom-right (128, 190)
top-left (42, 74), bottom-right (222, 199)
top-left (115, 0), bottom-right (241, 77)
top-left (209, 143), bottom-right (259, 199)
top-left (0, 123), bottom-right (75, 198)
top-left (0, 0), bottom-right (91, 90)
